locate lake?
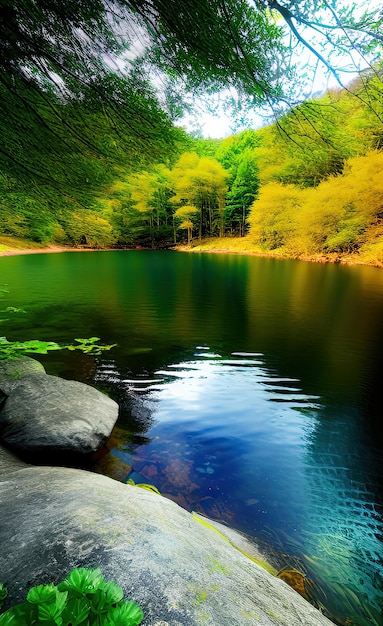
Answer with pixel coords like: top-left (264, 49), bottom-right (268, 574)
top-left (1, 250), bottom-right (382, 626)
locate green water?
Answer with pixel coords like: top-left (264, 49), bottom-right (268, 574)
top-left (1, 250), bottom-right (382, 626)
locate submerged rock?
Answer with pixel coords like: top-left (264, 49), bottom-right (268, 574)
top-left (0, 445), bottom-right (336, 626)
top-left (0, 373), bottom-right (118, 457)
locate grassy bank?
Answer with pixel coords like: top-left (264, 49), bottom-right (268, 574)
top-left (1, 234), bottom-right (382, 268)
top-left (0, 235), bottom-right (48, 255)
top-left (0, 236), bottom-right (101, 257)
top-left (176, 237), bottom-right (383, 268)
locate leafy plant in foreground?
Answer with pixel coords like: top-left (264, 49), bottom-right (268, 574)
top-left (0, 567), bottom-right (143, 626)
top-left (0, 584), bottom-right (7, 611)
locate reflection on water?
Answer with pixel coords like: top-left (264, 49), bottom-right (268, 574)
top-left (1, 250), bottom-right (383, 626)
top-left (93, 349), bottom-right (382, 626)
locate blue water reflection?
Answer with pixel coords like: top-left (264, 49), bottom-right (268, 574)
top-left (95, 349), bottom-right (382, 626)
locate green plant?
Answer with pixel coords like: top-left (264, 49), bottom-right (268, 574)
top-left (66, 338), bottom-right (117, 356)
top-left (0, 567), bottom-right (143, 626)
top-left (0, 336), bottom-right (117, 360)
top-left (0, 287), bottom-right (116, 360)
top-left (0, 584), bottom-right (7, 611)
top-left (0, 288), bottom-right (26, 324)
top-left (126, 478), bottom-right (161, 495)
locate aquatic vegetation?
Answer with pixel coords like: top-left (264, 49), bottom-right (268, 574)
top-left (276, 566), bottom-right (316, 602)
top-left (0, 336), bottom-right (117, 360)
top-left (0, 287), bottom-right (117, 360)
top-left (126, 477), bottom-right (162, 495)
top-left (192, 513), bottom-right (277, 576)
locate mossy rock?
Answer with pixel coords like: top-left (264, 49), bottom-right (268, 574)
top-left (0, 445), bottom-right (337, 626)
top-left (0, 357), bottom-right (46, 394)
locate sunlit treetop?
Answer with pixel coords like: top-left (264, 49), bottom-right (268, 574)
top-left (2, 0), bottom-right (381, 103)
top-left (0, 0), bottom-right (381, 181)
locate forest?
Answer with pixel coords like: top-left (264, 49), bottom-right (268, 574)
top-left (0, 0), bottom-right (382, 265)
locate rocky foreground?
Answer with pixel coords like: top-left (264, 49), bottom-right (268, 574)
top-left (0, 358), bottom-right (336, 626)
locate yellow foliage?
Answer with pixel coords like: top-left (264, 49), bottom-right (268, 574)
top-left (249, 151), bottom-right (383, 257)
top-left (359, 238), bottom-right (383, 265)
top-left (170, 152), bottom-right (229, 240)
top-left (248, 182), bottom-right (306, 250)
top-left (174, 205), bottom-right (199, 219)
top-left (65, 211), bottom-right (115, 247)
top-left (129, 171), bottom-right (159, 213)
top-left (179, 219), bottom-right (194, 230)
top-left (170, 152), bottom-right (229, 206)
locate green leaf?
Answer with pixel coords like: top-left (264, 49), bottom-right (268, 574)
top-left (53, 590), bottom-right (68, 616)
top-left (106, 600), bottom-right (144, 626)
top-left (88, 589), bottom-right (109, 615)
top-left (2, 603), bottom-right (35, 624)
top-left (37, 591), bottom-right (67, 624)
top-left (37, 602), bottom-right (63, 624)
top-left (0, 612), bottom-right (17, 626)
top-left (0, 583), bottom-right (8, 604)
top-left (1, 569), bottom-right (143, 626)
top-left (65, 338), bottom-right (117, 355)
top-left (27, 583), bottom-right (57, 605)
top-left (61, 596), bottom-right (90, 626)
top-left (58, 568), bottom-right (104, 595)
top-left (74, 337), bottom-right (100, 344)
top-left (0, 339), bottom-right (62, 359)
top-left (3, 307), bottom-right (26, 314)
top-left (102, 581), bottom-right (124, 605)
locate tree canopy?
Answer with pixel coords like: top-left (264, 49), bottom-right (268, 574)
top-left (0, 0), bottom-right (382, 251)
top-left (2, 0), bottom-right (382, 153)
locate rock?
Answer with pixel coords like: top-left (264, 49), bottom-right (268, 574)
top-left (0, 356), bottom-right (46, 394)
top-left (0, 445), bottom-right (336, 626)
top-left (0, 373), bottom-right (118, 457)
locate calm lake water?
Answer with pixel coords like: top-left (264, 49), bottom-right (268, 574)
top-left (1, 250), bottom-right (382, 626)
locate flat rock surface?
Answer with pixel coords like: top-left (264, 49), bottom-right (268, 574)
top-left (0, 373), bottom-right (118, 456)
top-left (0, 446), bottom-right (336, 626)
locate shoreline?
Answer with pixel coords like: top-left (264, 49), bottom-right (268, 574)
top-left (174, 244), bottom-right (383, 269)
top-left (0, 245), bottom-right (104, 257)
top-left (1, 242), bottom-right (382, 269)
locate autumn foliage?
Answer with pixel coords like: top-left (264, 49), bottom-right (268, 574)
top-left (248, 151), bottom-right (383, 262)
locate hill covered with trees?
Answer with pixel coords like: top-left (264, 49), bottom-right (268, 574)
top-left (0, 0), bottom-right (382, 265)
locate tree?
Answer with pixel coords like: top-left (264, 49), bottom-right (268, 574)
top-left (251, 68), bottom-right (383, 189)
top-left (173, 205), bottom-right (199, 244)
top-left (215, 130), bottom-right (260, 170)
top-left (248, 150), bottom-right (383, 257)
top-left (248, 182), bottom-right (304, 250)
top-left (0, 0), bottom-right (284, 193)
top-left (225, 151), bottom-right (260, 236)
top-left (1, 0), bottom-right (381, 186)
top-left (262, 1), bottom-right (383, 87)
top-left (1, 0), bottom-right (381, 249)
top-left (61, 210), bottom-right (115, 248)
top-left (170, 153), bottom-right (229, 240)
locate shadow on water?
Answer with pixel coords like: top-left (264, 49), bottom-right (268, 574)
top-left (91, 349), bottom-right (383, 626)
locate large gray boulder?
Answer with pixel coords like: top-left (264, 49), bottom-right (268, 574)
top-left (0, 356), bottom-right (46, 394)
top-left (0, 446), bottom-right (336, 626)
top-left (0, 373), bottom-right (118, 456)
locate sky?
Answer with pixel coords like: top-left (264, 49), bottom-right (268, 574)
top-left (177, 1), bottom-right (382, 139)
